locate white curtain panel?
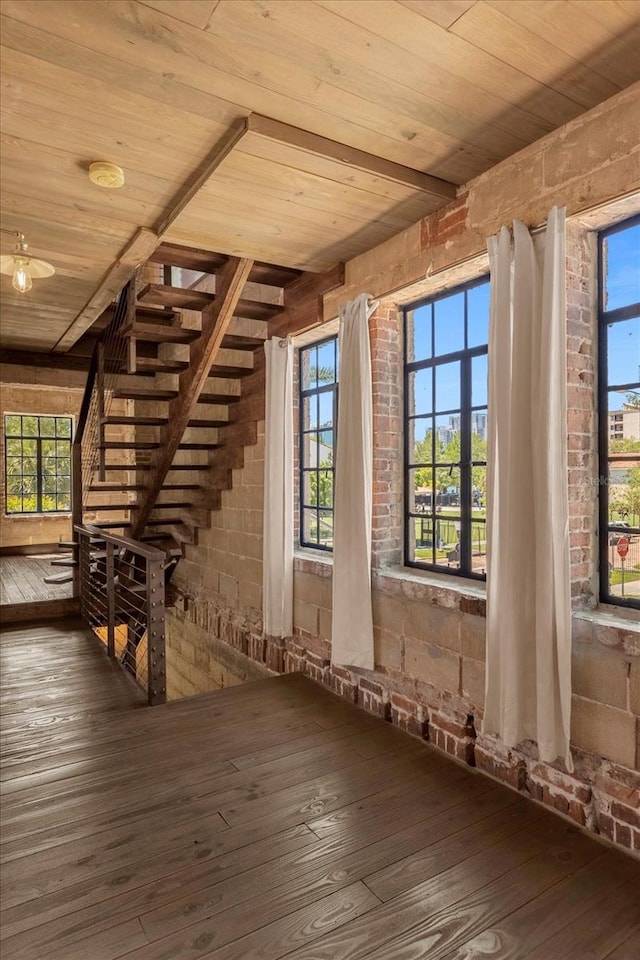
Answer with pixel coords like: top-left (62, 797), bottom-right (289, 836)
top-left (484, 206), bottom-right (573, 771)
top-left (262, 337), bottom-right (294, 638)
top-left (331, 293), bottom-right (378, 669)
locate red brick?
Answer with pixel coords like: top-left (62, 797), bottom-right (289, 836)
top-left (611, 801), bottom-right (640, 829)
top-left (597, 812), bottom-right (615, 841)
top-left (615, 822), bottom-right (632, 848)
top-left (476, 746), bottom-right (527, 791)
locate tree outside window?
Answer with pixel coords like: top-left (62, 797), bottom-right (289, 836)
top-left (299, 336), bottom-right (338, 550)
top-left (598, 214), bottom-right (640, 608)
top-left (4, 414), bottom-right (73, 515)
top-left (404, 277), bottom-right (489, 578)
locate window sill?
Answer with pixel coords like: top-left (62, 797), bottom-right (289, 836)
top-left (573, 606), bottom-right (640, 656)
top-left (294, 547), bottom-right (333, 578)
top-left (3, 513), bottom-right (72, 520)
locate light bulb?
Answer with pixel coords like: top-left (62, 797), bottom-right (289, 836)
top-left (12, 259), bottom-right (32, 293)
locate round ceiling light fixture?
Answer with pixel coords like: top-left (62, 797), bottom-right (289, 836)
top-left (89, 161), bottom-right (125, 189)
top-left (0, 233), bottom-right (55, 294)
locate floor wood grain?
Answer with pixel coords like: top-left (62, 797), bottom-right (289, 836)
top-left (1, 620), bottom-right (638, 960)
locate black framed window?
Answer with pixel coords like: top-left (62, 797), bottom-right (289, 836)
top-left (299, 336), bottom-right (338, 550)
top-left (598, 214), bottom-right (640, 608)
top-left (404, 277), bottom-right (489, 578)
top-left (4, 414), bottom-right (72, 515)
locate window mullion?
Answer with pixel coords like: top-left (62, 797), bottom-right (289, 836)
top-left (460, 355), bottom-right (472, 574)
top-left (36, 435), bottom-right (43, 513)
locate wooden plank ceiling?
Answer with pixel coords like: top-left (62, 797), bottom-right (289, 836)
top-left (1, 0), bottom-right (639, 352)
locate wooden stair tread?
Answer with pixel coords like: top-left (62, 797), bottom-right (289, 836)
top-left (112, 388), bottom-right (178, 401)
top-left (43, 571), bottom-right (74, 584)
top-left (143, 518), bottom-right (185, 526)
top-left (101, 464), bottom-right (150, 472)
top-left (88, 483), bottom-right (144, 491)
top-left (208, 365), bottom-right (254, 379)
top-left (138, 283), bottom-right (282, 321)
top-left (102, 416), bottom-right (167, 427)
top-left (221, 334), bottom-right (266, 351)
top-left (89, 520), bottom-right (132, 529)
top-left (134, 357), bottom-right (189, 374)
top-left (101, 416), bottom-right (229, 428)
top-left (50, 557), bottom-right (77, 568)
top-left (198, 392), bottom-right (241, 404)
top-left (85, 503), bottom-right (134, 511)
top-left (102, 303), bottom-right (178, 324)
top-left (159, 483), bottom-right (201, 490)
top-left (151, 501), bottom-right (193, 510)
top-left (178, 442), bottom-right (221, 450)
top-left (98, 441), bottom-right (160, 450)
top-left (121, 322), bottom-right (200, 344)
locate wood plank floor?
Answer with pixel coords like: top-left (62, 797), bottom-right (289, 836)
top-left (0, 555), bottom-right (74, 605)
top-left (1, 620), bottom-right (639, 960)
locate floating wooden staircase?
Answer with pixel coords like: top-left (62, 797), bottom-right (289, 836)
top-left (47, 242), bottom-right (343, 598)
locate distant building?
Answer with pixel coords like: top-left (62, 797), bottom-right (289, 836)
top-left (609, 404), bottom-right (640, 441)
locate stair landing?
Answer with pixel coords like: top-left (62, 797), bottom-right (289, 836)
top-left (0, 555), bottom-right (78, 623)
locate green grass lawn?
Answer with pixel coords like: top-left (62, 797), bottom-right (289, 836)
top-left (609, 567), bottom-right (640, 586)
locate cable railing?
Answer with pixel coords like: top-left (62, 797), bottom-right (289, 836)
top-left (72, 279), bottom-right (136, 585)
top-left (76, 524), bottom-right (167, 705)
top-left (81, 279), bottom-right (133, 493)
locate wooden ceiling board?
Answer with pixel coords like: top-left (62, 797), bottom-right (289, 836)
top-left (139, 0), bottom-right (220, 29)
top-left (397, 1), bottom-right (476, 29)
top-left (0, 137), bottom-right (172, 230)
top-left (486, 1), bottom-right (640, 90)
top-left (450, 3), bottom-right (624, 107)
top-left (0, 42), bottom-right (231, 157)
top-left (1, 0), bottom-right (638, 351)
top-left (1, 192), bottom-right (148, 247)
top-left (313, 1), bottom-right (581, 128)
top-left (0, 2), bottom-right (462, 172)
top-left (208, 0), bottom-right (541, 162)
top-left (569, 0), bottom-right (640, 33)
top-left (182, 178), bottom-right (412, 254)
top-left (237, 135), bottom-right (447, 206)
top-left (164, 204), bottom-right (387, 274)
top-left (208, 150), bottom-right (435, 230)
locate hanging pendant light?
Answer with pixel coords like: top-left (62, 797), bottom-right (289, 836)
top-left (0, 233), bottom-right (55, 293)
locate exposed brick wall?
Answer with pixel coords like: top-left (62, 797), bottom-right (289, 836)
top-left (565, 222), bottom-right (598, 604)
top-left (370, 301), bottom-right (403, 570)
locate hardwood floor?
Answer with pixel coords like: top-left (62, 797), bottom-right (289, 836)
top-left (1, 620), bottom-right (638, 960)
top-left (0, 556), bottom-right (77, 624)
top-left (0, 556), bottom-right (73, 605)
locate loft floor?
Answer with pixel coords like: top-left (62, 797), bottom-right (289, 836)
top-left (0, 555), bottom-right (78, 626)
top-left (1, 620), bottom-right (638, 960)
top-left (0, 555), bottom-right (73, 607)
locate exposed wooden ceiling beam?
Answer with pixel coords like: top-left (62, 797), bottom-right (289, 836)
top-left (245, 113), bottom-right (457, 201)
top-left (52, 228), bottom-right (160, 354)
top-left (270, 263), bottom-right (346, 339)
top-left (155, 119), bottom-right (249, 236)
top-left (131, 256), bottom-right (254, 538)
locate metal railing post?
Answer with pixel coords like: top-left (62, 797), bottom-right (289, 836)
top-left (147, 556), bottom-right (167, 706)
top-left (106, 540), bottom-right (115, 658)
